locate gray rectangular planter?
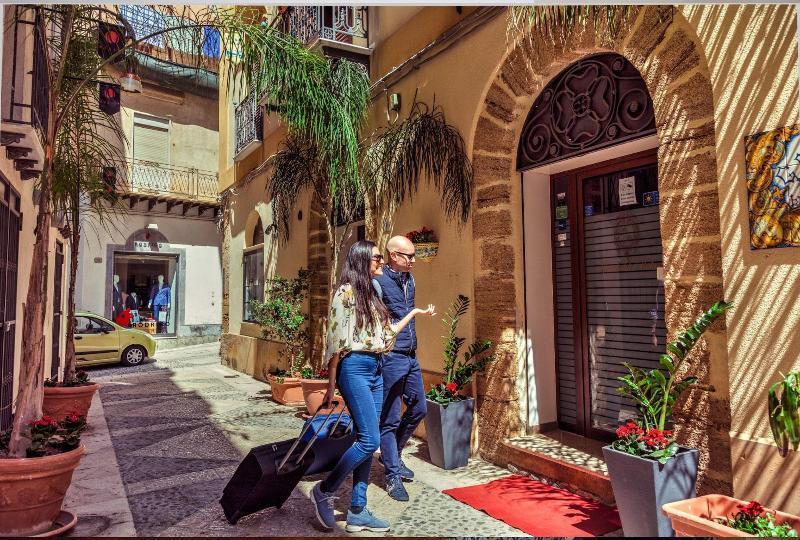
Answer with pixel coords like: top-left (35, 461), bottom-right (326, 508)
top-left (424, 398), bottom-right (474, 470)
top-left (602, 444), bottom-right (699, 537)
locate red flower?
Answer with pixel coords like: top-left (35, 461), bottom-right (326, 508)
top-left (65, 412), bottom-right (84, 424)
top-left (445, 382), bottom-right (458, 393)
top-left (637, 428), bottom-right (672, 449)
top-left (737, 501), bottom-right (765, 518)
top-left (30, 415), bottom-right (57, 428)
top-left (615, 420), bottom-right (644, 439)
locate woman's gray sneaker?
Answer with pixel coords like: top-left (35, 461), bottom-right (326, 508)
top-left (311, 482), bottom-right (337, 530)
top-left (385, 475), bottom-right (409, 501)
top-left (345, 507), bottom-right (390, 532)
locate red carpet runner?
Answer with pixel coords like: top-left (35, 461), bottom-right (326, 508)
top-left (443, 475), bottom-right (621, 537)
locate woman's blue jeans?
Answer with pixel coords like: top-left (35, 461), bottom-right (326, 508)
top-left (320, 352), bottom-right (383, 507)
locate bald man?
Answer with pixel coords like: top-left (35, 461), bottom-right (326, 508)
top-left (372, 235), bottom-right (426, 502)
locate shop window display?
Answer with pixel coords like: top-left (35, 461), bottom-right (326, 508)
top-left (112, 253), bottom-right (178, 335)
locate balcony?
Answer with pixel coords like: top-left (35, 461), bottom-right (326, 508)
top-left (234, 91), bottom-right (263, 160)
top-left (116, 160), bottom-right (220, 208)
top-left (280, 6), bottom-right (369, 49)
top-left (1, 7), bottom-right (49, 180)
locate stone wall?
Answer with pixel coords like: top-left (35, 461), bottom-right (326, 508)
top-left (471, 6), bottom-right (733, 495)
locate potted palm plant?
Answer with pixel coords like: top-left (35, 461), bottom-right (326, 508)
top-left (424, 295), bottom-right (495, 470)
top-left (0, 413), bottom-right (87, 536)
top-left (250, 270), bottom-right (310, 406)
top-left (602, 300), bottom-right (732, 537)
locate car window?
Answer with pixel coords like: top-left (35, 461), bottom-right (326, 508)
top-left (75, 316), bottom-right (94, 334)
top-left (75, 316), bottom-right (114, 334)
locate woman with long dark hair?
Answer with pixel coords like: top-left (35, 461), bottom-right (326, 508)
top-left (311, 240), bottom-right (434, 532)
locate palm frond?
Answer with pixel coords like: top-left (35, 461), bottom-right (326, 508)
top-left (506, 6), bottom-right (635, 48)
top-left (364, 99), bottom-right (473, 225)
top-left (267, 136), bottom-right (322, 242)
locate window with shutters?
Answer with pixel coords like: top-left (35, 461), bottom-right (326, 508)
top-left (132, 113), bottom-right (171, 192)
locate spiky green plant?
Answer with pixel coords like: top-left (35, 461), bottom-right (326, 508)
top-left (617, 301), bottom-right (732, 431)
top-left (768, 371), bottom-right (800, 457)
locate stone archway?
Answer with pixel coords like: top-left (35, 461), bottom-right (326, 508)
top-left (471, 6), bottom-right (732, 495)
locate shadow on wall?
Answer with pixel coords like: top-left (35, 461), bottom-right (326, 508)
top-left (684, 4), bottom-right (800, 512)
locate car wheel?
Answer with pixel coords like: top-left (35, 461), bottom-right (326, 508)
top-left (121, 345), bottom-right (147, 366)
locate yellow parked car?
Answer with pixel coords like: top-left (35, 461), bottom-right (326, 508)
top-left (74, 311), bottom-right (157, 367)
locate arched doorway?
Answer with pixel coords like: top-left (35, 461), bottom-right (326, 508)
top-left (519, 53), bottom-right (661, 439)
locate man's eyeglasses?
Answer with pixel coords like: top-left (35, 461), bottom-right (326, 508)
top-left (371, 254), bottom-right (385, 262)
top-left (393, 251), bottom-right (416, 260)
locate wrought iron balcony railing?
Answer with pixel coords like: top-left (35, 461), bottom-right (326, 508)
top-left (234, 90), bottom-right (263, 159)
top-left (280, 6), bottom-right (368, 47)
top-left (2, 7), bottom-right (50, 141)
top-left (117, 159), bottom-right (219, 203)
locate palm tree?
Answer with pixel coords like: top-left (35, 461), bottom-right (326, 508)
top-left (7, 4), bottom-right (377, 456)
top-left (51, 35), bottom-right (127, 386)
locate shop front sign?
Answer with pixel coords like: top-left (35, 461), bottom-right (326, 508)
top-left (133, 240), bottom-right (170, 252)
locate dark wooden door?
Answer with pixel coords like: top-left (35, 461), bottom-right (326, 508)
top-left (551, 150), bottom-right (663, 438)
top-left (0, 176), bottom-right (21, 431)
top-left (51, 241), bottom-right (64, 379)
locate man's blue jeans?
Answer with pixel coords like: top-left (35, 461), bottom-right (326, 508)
top-left (320, 352), bottom-right (383, 507)
top-left (380, 351), bottom-right (427, 480)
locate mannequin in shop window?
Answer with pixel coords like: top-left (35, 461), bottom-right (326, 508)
top-left (112, 274), bottom-right (124, 320)
top-left (148, 275), bottom-right (171, 333)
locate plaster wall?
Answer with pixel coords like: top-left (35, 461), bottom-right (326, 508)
top-left (120, 89), bottom-right (219, 173)
top-left (681, 4), bottom-right (800, 511)
top-left (76, 212), bottom-right (222, 326)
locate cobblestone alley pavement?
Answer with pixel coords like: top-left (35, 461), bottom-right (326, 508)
top-left (65, 343), bottom-right (525, 537)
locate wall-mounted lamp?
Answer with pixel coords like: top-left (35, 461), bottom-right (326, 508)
top-left (120, 55), bottom-right (142, 93)
top-left (389, 93), bottom-right (401, 112)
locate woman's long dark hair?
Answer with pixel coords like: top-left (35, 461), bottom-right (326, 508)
top-left (339, 240), bottom-right (390, 332)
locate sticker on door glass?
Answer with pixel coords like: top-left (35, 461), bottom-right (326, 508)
top-left (643, 191), bottom-right (659, 206)
top-left (618, 176), bottom-right (637, 206)
top-left (555, 205), bottom-right (568, 220)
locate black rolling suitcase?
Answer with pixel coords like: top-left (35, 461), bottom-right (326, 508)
top-left (219, 402), bottom-right (350, 525)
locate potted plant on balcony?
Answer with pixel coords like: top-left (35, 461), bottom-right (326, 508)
top-left (602, 300), bottom-right (732, 537)
top-left (250, 270), bottom-right (310, 406)
top-left (767, 369), bottom-right (799, 457)
top-left (425, 294), bottom-right (495, 470)
top-left (0, 412), bottom-right (87, 536)
top-left (42, 369), bottom-right (100, 419)
top-left (406, 227), bottom-right (438, 262)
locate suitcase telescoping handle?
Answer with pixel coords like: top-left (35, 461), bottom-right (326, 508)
top-left (277, 401), bottom-right (350, 472)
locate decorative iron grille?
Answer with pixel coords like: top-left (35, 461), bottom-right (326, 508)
top-left (116, 160), bottom-right (219, 202)
top-left (517, 53), bottom-right (656, 171)
top-left (234, 90), bottom-right (263, 158)
top-left (281, 6), bottom-right (368, 45)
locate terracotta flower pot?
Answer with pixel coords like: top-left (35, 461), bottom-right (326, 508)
top-left (300, 379), bottom-right (346, 415)
top-left (0, 445), bottom-right (85, 536)
top-left (267, 376), bottom-right (304, 405)
top-left (662, 494), bottom-right (800, 537)
top-left (42, 383), bottom-right (100, 419)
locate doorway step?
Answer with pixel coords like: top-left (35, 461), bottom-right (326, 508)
top-left (497, 430), bottom-right (614, 505)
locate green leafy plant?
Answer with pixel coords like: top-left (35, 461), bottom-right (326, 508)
top-left (250, 269), bottom-right (310, 380)
top-left (768, 370), bottom-right (800, 457)
top-left (717, 501), bottom-right (798, 537)
top-left (44, 370), bottom-right (91, 388)
top-left (300, 367), bottom-right (329, 380)
top-left (611, 420), bottom-right (677, 464)
top-left (426, 295), bottom-right (495, 405)
top-left (616, 301), bottom-right (732, 433)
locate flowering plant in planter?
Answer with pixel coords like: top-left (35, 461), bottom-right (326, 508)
top-left (250, 269), bottom-right (310, 383)
top-left (613, 300), bottom-right (732, 457)
top-left (426, 295), bottom-right (495, 405)
top-left (44, 369), bottom-right (91, 388)
top-left (301, 366), bottom-right (329, 380)
top-left (1, 412), bottom-right (87, 458)
top-left (612, 420), bottom-right (677, 464)
top-left (406, 227), bottom-right (437, 244)
top-left (717, 500), bottom-right (798, 537)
